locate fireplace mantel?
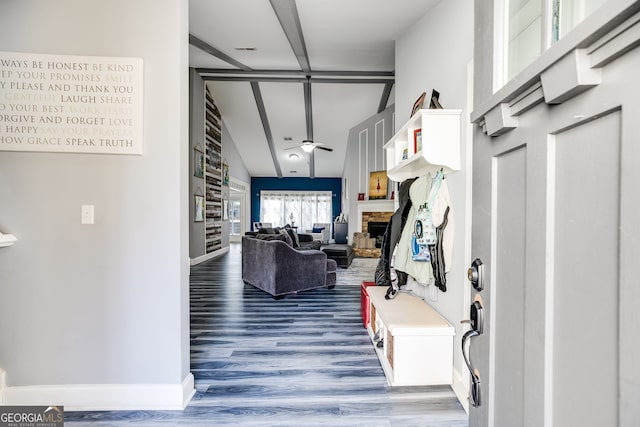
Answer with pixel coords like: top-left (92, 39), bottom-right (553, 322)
top-left (356, 200), bottom-right (395, 233)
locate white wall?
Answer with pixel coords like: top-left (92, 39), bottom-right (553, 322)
top-left (0, 0), bottom-right (192, 409)
top-left (189, 72), bottom-right (250, 259)
top-left (221, 120), bottom-right (250, 186)
top-left (189, 69), bottom-right (207, 258)
top-left (395, 0), bottom-right (474, 409)
top-left (343, 105), bottom-right (395, 238)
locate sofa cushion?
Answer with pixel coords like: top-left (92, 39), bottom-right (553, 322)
top-left (312, 226), bottom-right (325, 233)
top-left (255, 233), bottom-right (286, 242)
top-left (297, 240), bottom-right (322, 250)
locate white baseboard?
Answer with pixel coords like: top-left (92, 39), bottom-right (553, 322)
top-left (451, 367), bottom-right (469, 414)
top-left (2, 373), bottom-right (195, 411)
top-left (190, 247), bottom-right (229, 265)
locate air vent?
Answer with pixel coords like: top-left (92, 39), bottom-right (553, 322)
top-left (234, 47), bottom-right (257, 51)
top-left (284, 136), bottom-right (293, 141)
top-left (290, 171), bottom-right (298, 174)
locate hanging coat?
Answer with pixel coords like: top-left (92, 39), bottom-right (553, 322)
top-left (394, 173), bottom-right (454, 285)
top-left (375, 177), bottom-right (416, 295)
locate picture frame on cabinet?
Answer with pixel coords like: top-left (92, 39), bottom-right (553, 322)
top-left (429, 89), bottom-right (442, 109)
top-left (411, 91), bottom-right (426, 117)
top-left (193, 145), bottom-right (205, 178)
top-left (358, 193), bottom-right (365, 201)
top-left (194, 195), bottom-right (205, 222)
top-left (414, 128), bottom-right (422, 153)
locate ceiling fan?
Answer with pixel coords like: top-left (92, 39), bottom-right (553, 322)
top-left (285, 139), bottom-right (333, 153)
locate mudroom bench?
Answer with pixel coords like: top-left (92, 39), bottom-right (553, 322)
top-left (365, 286), bottom-right (455, 386)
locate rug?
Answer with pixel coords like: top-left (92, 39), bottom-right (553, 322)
top-left (335, 257), bottom-right (378, 286)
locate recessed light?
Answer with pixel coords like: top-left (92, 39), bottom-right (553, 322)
top-left (288, 153), bottom-right (299, 161)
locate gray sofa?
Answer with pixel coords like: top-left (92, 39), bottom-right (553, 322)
top-left (242, 235), bottom-right (337, 297)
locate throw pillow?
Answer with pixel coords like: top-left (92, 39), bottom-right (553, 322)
top-left (285, 228), bottom-right (299, 248)
top-left (312, 227), bottom-right (325, 233)
top-left (279, 229), bottom-right (293, 246)
top-left (258, 227), bottom-right (275, 234)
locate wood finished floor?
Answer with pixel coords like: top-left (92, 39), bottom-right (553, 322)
top-left (66, 243), bottom-right (468, 426)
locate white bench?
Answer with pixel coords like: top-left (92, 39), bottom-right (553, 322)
top-left (366, 286), bottom-right (455, 386)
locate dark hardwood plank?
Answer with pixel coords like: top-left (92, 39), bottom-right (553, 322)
top-left (66, 243), bottom-right (468, 426)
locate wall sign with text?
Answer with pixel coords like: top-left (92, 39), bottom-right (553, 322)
top-left (0, 51), bottom-right (143, 154)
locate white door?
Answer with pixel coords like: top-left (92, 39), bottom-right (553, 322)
top-left (229, 194), bottom-right (242, 242)
top-left (468, 5), bottom-right (640, 427)
top-left (228, 178), bottom-right (250, 243)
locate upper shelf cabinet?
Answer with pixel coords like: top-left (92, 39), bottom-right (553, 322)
top-left (384, 109), bottom-right (461, 182)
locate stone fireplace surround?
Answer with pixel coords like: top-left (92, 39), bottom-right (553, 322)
top-left (356, 200), bottom-right (395, 233)
top-left (354, 200), bottom-right (394, 257)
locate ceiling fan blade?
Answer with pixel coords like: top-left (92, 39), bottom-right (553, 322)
top-left (284, 146), bottom-right (300, 151)
top-left (316, 146), bottom-right (333, 152)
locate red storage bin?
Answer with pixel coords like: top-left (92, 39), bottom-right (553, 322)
top-left (361, 281), bottom-right (376, 328)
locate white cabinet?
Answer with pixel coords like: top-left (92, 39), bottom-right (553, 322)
top-left (367, 286), bottom-right (455, 386)
top-left (384, 109), bottom-right (461, 182)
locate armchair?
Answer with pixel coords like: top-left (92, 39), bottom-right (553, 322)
top-left (306, 223), bottom-right (331, 243)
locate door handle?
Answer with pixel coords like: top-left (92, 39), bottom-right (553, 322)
top-left (462, 329), bottom-right (482, 407)
top-left (461, 297), bottom-right (484, 407)
top-left (467, 258), bottom-right (484, 291)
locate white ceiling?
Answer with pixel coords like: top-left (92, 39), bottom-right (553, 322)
top-left (189, 0), bottom-right (440, 178)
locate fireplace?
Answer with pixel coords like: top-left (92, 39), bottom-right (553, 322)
top-left (354, 201), bottom-right (394, 257)
top-left (361, 210), bottom-right (393, 250)
top-left (367, 221), bottom-right (388, 248)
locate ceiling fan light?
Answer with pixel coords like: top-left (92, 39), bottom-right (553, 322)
top-left (301, 144), bottom-right (315, 153)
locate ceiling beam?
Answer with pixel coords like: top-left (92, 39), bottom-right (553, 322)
top-left (270, 0), bottom-right (317, 177)
top-left (200, 76), bottom-right (394, 84)
top-left (304, 78), bottom-right (315, 178)
top-left (269, 0), bottom-right (311, 73)
top-left (196, 68), bottom-right (394, 78)
top-left (250, 82), bottom-right (283, 178)
top-left (378, 81), bottom-right (395, 113)
top-left (189, 34), bottom-right (252, 71)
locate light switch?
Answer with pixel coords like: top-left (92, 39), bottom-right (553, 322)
top-left (81, 205), bottom-right (94, 225)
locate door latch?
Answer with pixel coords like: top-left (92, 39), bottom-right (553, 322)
top-left (467, 258), bottom-right (484, 292)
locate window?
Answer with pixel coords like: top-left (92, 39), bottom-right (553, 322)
top-left (503, 0), bottom-right (608, 83)
top-left (506, 0), bottom-right (543, 81)
top-left (229, 198), bottom-right (241, 236)
top-left (554, 0), bottom-right (607, 39)
top-left (260, 191), bottom-right (333, 231)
